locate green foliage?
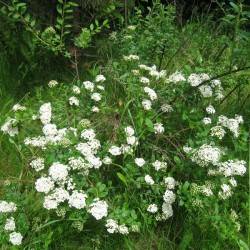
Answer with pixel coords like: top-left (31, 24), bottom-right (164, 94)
top-left (0, 1), bottom-right (249, 249)
top-left (74, 19), bottom-right (109, 49)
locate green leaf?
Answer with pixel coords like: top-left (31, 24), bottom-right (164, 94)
top-left (68, 1), bottom-right (78, 7)
top-left (145, 118), bottom-right (154, 130)
top-left (117, 172), bottom-right (127, 186)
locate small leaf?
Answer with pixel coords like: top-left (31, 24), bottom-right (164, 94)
top-left (117, 172), bottom-right (127, 186)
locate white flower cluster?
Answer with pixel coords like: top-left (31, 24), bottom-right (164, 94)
top-left (152, 160), bottom-right (167, 171)
top-left (12, 104), bottom-right (26, 112)
top-left (161, 104), bottom-right (173, 113)
top-left (140, 76), bottom-right (150, 84)
top-left (188, 73), bottom-right (224, 99)
top-left (0, 201), bottom-right (23, 246)
top-left (145, 175), bottom-right (155, 185)
top-left (105, 219), bottom-right (129, 235)
top-left (153, 123), bottom-right (164, 134)
top-left (72, 85), bottom-right (81, 94)
top-left (0, 201), bottom-right (17, 213)
top-left (144, 87), bottom-right (157, 101)
top-left (191, 144), bottom-right (222, 167)
top-left (213, 160), bottom-right (247, 177)
top-left (210, 125), bottom-right (226, 139)
top-left (1, 118), bottom-right (18, 137)
top-left (48, 80), bottom-right (58, 88)
top-left (109, 126), bottom-right (138, 157)
top-left (218, 115), bottom-right (243, 137)
top-left (153, 177), bottom-right (176, 221)
top-left (138, 64), bottom-right (166, 79)
top-left (39, 102), bottom-right (52, 125)
top-left (69, 96), bottom-right (79, 106)
top-left (167, 71), bottom-right (186, 83)
top-left (30, 158), bottom-right (45, 172)
top-left (88, 199), bottom-right (108, 220)
top-left (123, 54), bottom-right (140, 61)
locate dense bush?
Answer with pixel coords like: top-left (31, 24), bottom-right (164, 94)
top-left (0, 1), bottom-right (249, 249)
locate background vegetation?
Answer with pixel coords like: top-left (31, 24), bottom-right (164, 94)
top-left (0, 0), bottom-right (249, 249)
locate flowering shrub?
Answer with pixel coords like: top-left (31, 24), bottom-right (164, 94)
top-left (0, 51), bottom-right (248, 248)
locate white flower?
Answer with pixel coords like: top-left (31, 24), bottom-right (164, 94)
top-left (39, 103), bottom-right (52, 125)
top-left (162, 202), bottom-right (173, 219)
top-left (140, 77), bottom-right (150, 84)
top-left (118, 224), bottom-right (129, 235)
top-left (123, 54), bottom-right (139, 61)
top-left (219, 184), bottom-right (232, 199)
top-left (42, 123), bottom-right (57, 137)
top-left (89, 199), bottom-right (108, 220)
top-left (124, 126), bottom-right (134, 137)
top-left (24, 136), bottom-right (47, 148)
top-left (1, 118), bottom-right (18, 137)
top-left (91, 93), bottom-right (102, 102)
top-left (188, 73), bottom-right (202, 87)
top-left (49, 162), bottom-right (68, 181)
top-left (126, 135), bottom-right (137, 145)
top-left (83, 81), bottom-right (94, 92)
top-left (217, 160), bottom-right (246, 177)
top-left (91, 106), bottom-right (100, 113)
top-left (68, 191), bottom-right (87, 209)
top-left (199, 85), bottom-right (213, 98)
top-left (154, 123), bottom-right (164, 134)
top-left (191, 144), bottom-right (221, 167)
top-left (103, 156), bottom-right (112, 164)
top-left (167, 71), bottom-right (186, 83)
top-left (201, 185), bottom-right (213, 196)
top-left (12, 104), bottom-right (26, 112)
top-left (30, 158), bottom-right (45, 172)
top-left (50, 188), bottom-right (69, 203)
top-left (121, 144), bottom-right (133, 154)
top-left (211, 79), bottom-right (221, 87)
top-left (109, 146), bottom-right (122, 156)
top-left (188, 73), bottom-right (210, 87)
top-left (127, 25), bottom-right (136, 30)
top-left (145, 175), bottom-right (154, 185)
top-left (183, 146), bottom-right (192, 154)
top-left (106, 219), bottom-right (119, 233)
top-left (9, 232), bottom-right (23, 246)
top-left (163, 190), bottom-right (176, 204)
top-left (43, 195), bottom-right (58, 210)
top-left (4, 217), bottom-right (15, 231)
top-left (229, 178), bottom-right (237, 187)
top-left (161, 104), bottom-right (173, 113)
top-left (218, 115), bottom-right (243, 138)
top-left (147, 204), bottom-right (158, 213)
top-left (76, 143), bottom-right (93, 157)
top-left (132, 69), bottom-right (140, 75)
top-left (135, 158), bottom-right (145, 167)
top-left (142, 99), bottom-right (152, 110)
top-left (152, 160), bottom-right (167, 171)
top-left (164, 177), bottom-right (176, 189)
top-left (144, 87), bottom-right (157, 100)
top-left (97, 85), bottom-right (105, 91)
top-left (48, 80), bottom-right (58, 88)
top-left (95, 74), bottom-right (106, 83)
top-left (210, 126), bottom-right (226, 139)
top-left (81, 129), bottom-right (96, 141)
top-left (0, 201), bottom-right (17, 213)
top-left (202, 117), bottom-right (212, 125)
top-left (86, 155), bottom-right (102, 169)
top-left (72, 85), bottom-right (81, 94)
top-left (206, 105), bottom-right (215, 114)
top-left (35, 177), bottom-right (54, 193)
top-left (69, 96), bottom-right (79, 106)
